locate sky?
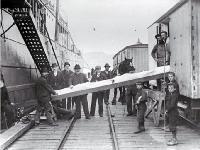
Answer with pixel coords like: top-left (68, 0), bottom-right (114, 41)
top-left (59, 0), bottom-right (179, 55)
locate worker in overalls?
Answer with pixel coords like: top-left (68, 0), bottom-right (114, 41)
top-left (35, 67), bottom-right (58, 126)
top-left (69, 64), bottom-right (90, 119)
top-left (134, 82), bottom-right (147, 134)
top-left (101, 63), bottom-right (112, 105)
top-left (90, 66), bottom-right (107, 117)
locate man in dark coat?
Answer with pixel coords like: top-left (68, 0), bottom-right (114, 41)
top-left (1, 74), bottom-right (16, 129)
top-left (134, 82), bottom-right (147, 134)
top-left (101, 63), bottom-right (112, 105)
top-left (90, 66), bottom-right (107, 117)
top-left (35, 67), bottom-right (58, 126)
top-left (69, 64), bottom-right (90, 119)
top-left (48, 63), bottom-right (73, 119)
top-left (48, 63), bottom-right (64, 118)
top-left (62, 62), bottom-right (74, 110)
top-left (48, 63), bottom-right (64, 90)
top-left (165, 83), bottom-right (179, 146)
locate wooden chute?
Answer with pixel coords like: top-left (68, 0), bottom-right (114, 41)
top-left (52, 66), bottom-right (170, 100)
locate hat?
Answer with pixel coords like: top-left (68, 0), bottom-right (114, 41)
top-left (104, 63), bottom-right (110, 68)
top-left (168, 72), bottom-right (175, 76)
top-left (155, 34), bottom-right (161, 39)
top-left (41, 67), bottom-right (49, 73)
top-left (64, 62), bottom-right (70, 67)
top-left (95, 66), bottom-right (101, 70)
top-left (74, 64), bottom-right (81, 69)
top-left (52, 63), bottom-right (58, 68)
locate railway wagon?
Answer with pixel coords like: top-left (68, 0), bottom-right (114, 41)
top-left (0, 0), bottom-right (86, 118)
top-left (113, 40), bottom-right (148, 73)
top-left (148, 0), bottom-right (200, 122)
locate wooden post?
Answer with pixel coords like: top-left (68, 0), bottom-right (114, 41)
top-left (0, 37), bottom-right (2, 130)
top-left (54, 0), bottom-right (59, 42)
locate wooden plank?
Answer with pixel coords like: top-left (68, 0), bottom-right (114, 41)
top-left (53, 66), bottom-right (170, 100)
top-left (0, 121), bottom-right (34, 150)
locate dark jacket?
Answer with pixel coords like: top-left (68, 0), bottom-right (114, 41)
top-left (151, 43), bottom-right (171, 65)
top-left (69, 73), bottom-right (88, 86)
top-left (101, 70), bottom-right (112, 79)
top-left (166, 91), bottom-right (179, 113)
top-left (135, 89), bottom-right (147, 105)
top-left (91, 72), bottom-right (107, 82)
top-left (62, 70), bottom-right (73, 88)
top-left (91, 72), bottom-right (106, 94)
top-left (166, 80), bottom-right (180, 95)
top-left (36, 76), bottom-right (56, 102)
top-left (48, 71), bottom-right (64, 90)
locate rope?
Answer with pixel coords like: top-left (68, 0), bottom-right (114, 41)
top-left (163, 41), bottom-right (167, 131)
top-left (0, 22), bottom-right (15, 37)
top-left (44, 23), bottom-right (61, 70)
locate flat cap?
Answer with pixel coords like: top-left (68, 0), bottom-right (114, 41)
top-left (74, 64), bottom-right (81, 69)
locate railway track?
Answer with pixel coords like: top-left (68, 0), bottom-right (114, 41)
top-left (4, 97), bottom-right (200, 150)
top-left (7, 102), bottom-right (119, 150)
top-left (56, 104), bottom-right (118, 150)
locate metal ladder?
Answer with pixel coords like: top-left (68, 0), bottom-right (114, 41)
top-left (12, 8), bottom-right (51, 73)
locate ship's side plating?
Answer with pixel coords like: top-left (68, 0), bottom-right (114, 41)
top-left (0, 0), bottom-right (86, 114)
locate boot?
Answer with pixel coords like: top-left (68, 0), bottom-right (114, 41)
top-left (140, 122), bottom-right (145, 132)
top-left (167, 138), bottom-right (178, 146)
top-left (134, 122), bottom-right (145, 134)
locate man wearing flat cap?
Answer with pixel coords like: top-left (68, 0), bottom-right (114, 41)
top-left (62, 62), bottom-right (74, 110)
top-left (101, 63), bottom-right (112, 105)
top-left (69, 64), bottom-right (90, 119)
top-left (90, 66), bottom-right (107, 117)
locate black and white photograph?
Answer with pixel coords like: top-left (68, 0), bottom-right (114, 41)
top-left (0, 0), bottom-right (200, 149)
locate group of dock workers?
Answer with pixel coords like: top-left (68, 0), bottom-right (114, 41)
top-left (1, 31), bottom-right (179, 146)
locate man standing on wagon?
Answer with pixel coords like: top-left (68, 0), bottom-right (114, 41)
top-left (151, 31), bottom-right (171, 90)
